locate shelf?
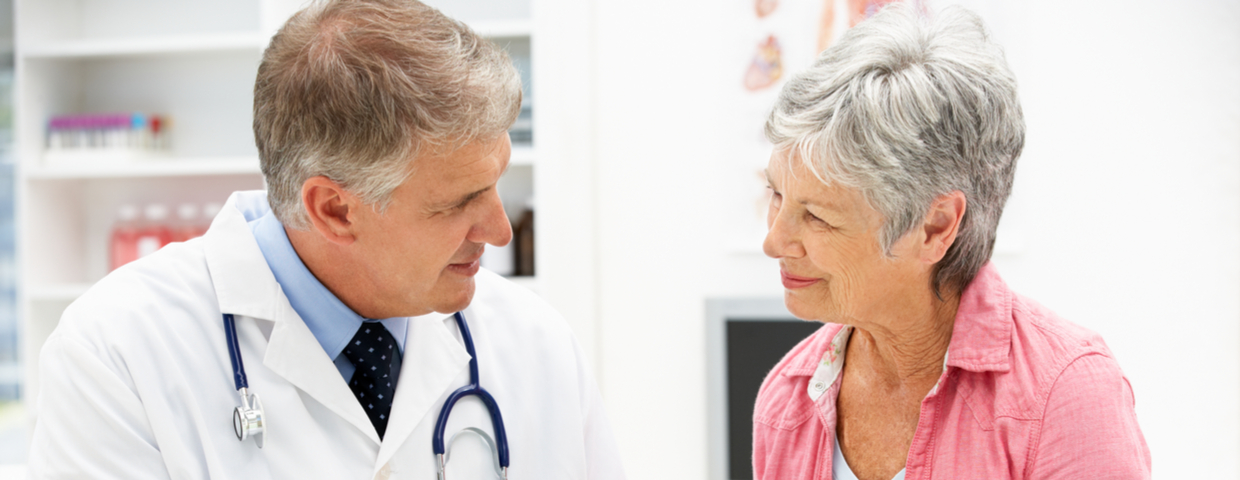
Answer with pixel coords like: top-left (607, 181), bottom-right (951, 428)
top-left (470, 20), bottom-right (532, 38)
top-left (29, 278), bottom-right (539, 302)
top-left (21, 32), bottom-right (267, 59)
top-left (17, 23), bottom-right (526, 60)
top-left (24, 149), bottom-right (523, 178)
top-left (25, 283), bottom-right (93, 302)
top-left (26, 156), bottom-right (261, 179)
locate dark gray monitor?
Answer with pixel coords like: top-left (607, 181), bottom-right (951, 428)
top-left (707, 298), bottom-right (824, 480)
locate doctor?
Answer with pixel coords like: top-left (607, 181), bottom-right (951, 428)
top-left (28, 1), bottom-right (625, 479)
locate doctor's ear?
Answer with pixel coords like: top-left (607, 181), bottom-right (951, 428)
top-left (301, 176), bottom-right (359, 246)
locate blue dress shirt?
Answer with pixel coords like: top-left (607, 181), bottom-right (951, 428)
top-left (249, 210), bottom-right (408, 383)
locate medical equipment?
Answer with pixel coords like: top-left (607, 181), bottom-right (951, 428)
top-left (434, 312), bottom-right (510, 479)
top-left (222, 311), bottom-right (509, 479)
top-left (224, 313), bottom-right (265, 448)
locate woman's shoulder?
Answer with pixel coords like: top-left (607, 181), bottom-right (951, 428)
top-left (1008, 292), bottom-right (1119, 380)
top-left (953, 265), bottom-right (1131, 424)
top-left (958, 264), bottom-right (1122, 391)
top-left (961, 287), bottom-right (1130, 426)
top-left (1004, 295), bottom-right (1150, 476)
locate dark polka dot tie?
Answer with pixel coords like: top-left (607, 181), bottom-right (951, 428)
top-left (342, 323), bottom-right (400, 439)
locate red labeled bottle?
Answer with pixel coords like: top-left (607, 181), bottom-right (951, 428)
top-left (109, 205), bottom-right (141, 271)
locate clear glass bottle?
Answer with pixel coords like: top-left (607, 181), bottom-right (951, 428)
top-left (198, 202), bottom-right (223, 238)
top-left (171, 203), bottom-right (200, 243)
top-left (136, 203), bottom-right (173, 259)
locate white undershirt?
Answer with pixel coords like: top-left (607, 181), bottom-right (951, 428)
top-left (833, 431), bottom-right (906, 480)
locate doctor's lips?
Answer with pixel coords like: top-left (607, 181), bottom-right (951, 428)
top-left (780, 270), bottom-right (821, 289)
top-left (445, 251), bottom-right (484, 276)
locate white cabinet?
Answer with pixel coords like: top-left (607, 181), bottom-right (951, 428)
top-left (14, 0), bottom-right (290, 408)
top-left (15, 0), bottom-right (547, 408)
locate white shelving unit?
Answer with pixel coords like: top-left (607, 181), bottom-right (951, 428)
top-left (14, 0), bottom-right (542, 415)
top-left (25, 156), bottom-right (261, 179)
top-left (21, 32), bottom-right (269, 59)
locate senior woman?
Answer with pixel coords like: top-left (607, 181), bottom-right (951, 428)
top-left (752, 5), bottom-right (1151, 480)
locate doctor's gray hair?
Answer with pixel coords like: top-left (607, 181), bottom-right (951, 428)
top-left (765, 4), bottom-right (1025, 296)
top-left (254, 0), bottom-right (522, 229)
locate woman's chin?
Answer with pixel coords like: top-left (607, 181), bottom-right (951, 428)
top-left (783, 293), bottom-right (828, 323)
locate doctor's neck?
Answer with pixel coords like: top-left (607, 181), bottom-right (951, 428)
top-left (285, 224), bottom-right (423, 319)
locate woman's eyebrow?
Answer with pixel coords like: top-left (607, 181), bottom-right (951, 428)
top-left (800, 198), bottom-right (843, 212)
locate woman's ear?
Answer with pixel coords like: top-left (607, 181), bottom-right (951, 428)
top-left (920, 191), bottom-right (967, 264)
top-left (301, 176), bottom-right (359, 246)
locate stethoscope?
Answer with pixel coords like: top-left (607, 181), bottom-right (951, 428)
top-left (223, 311), bottom-right (510, 479)
top-left (223, 313), bottom-right (265, 448)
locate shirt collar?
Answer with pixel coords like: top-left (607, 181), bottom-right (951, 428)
top-left (943, 262), bottom-right (1013, 373)
top-left (805, 326), bottom-right (852, 401)
top-left (249, 210), bottom-right (408, 358)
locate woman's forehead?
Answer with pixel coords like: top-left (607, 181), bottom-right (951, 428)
top-left (768, 154), bottom-right (873, 215)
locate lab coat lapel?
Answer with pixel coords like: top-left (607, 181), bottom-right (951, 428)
top-left (375, 313), bottom-right (471, 469)
top-left (263, 304), bottom-right (381, 444)
top-left (203, 191), bottom-right (282, 322)
top-left (205, 191), bottom-right (380, 443)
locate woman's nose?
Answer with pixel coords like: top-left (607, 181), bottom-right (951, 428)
top-left (763, 208), bottom-right (804, 259)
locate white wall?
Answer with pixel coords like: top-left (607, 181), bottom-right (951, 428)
top-left (550, 0), bottom-right (1240, 478)
top-left (985, 0), bottom-right (1240, 476)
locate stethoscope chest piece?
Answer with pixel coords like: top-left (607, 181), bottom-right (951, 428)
top-left (233, 388), bottom-right (265, 448)
top-left (224, 313), bottom-right (266, 449)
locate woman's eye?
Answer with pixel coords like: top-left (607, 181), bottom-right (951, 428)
top-left (806, 212), bottom-right (830, 227)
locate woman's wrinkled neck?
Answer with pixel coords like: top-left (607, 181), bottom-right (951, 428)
top-left (846, 291), bottom-right (959, 386)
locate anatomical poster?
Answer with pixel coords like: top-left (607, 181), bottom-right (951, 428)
top-left (727, 0), bottom-right (925, 253)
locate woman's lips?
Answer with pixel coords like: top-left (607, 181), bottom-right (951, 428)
top-left (445, 259), bottom-right (481, 276)
top-left (781, 270), bottom-right (821, 289)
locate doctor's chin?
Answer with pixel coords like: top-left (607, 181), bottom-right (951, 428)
top-left (25, 1), bottom-right (626, 479)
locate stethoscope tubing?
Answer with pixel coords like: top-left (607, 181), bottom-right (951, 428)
top-left (224, 310), bottom-right (509, 469)
top-left (433, 312), bottom-right (511, 469)
top-left (223, 313), bottom-right (248, 390)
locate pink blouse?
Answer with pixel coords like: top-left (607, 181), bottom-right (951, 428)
top-left (752, 263), bottom-right (1151, 479)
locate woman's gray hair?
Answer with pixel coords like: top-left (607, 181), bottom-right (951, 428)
top-left (765, 4), bottom-right (1024, 296)
top-left (254, 0), bottom-right (522, 229)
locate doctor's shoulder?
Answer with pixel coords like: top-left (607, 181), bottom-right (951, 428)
top-left (468, 268), bottom-right (590, 369)
top-left (50, 238), bottom-right (217, 355)
top-left (470, 268), bottom-right (575, 337)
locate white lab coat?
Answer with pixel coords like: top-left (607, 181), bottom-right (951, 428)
top-left (28, 191), bottom-right (626, 480)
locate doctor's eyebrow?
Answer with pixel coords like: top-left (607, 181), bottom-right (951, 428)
top-left (438, 186), bottom-right (492, 211)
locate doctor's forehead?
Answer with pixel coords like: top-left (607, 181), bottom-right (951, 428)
top-left (408, 138), bottom-right (508, 200)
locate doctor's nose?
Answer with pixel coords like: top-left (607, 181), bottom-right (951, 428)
top-left (470, 189), bottom-right (513, 248)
